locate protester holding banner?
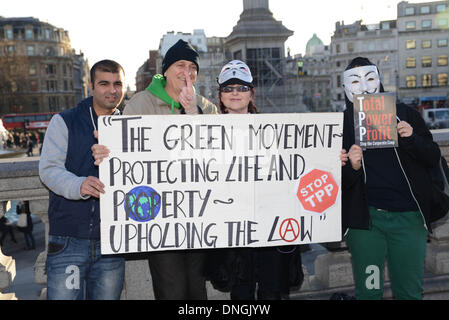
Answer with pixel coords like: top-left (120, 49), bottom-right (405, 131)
top-left (39, 60), bottom-right (126, 300)
top-left (117, 40), bottom-right (217, 300)
top-left (205, 60), bottom-right (303, 300)
top-left (340, 57), bottom-right (442, 300)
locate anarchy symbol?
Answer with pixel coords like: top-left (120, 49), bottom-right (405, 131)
top-left (279, 218), bottom-right (300, 243)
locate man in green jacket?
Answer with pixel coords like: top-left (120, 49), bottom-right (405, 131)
top-left (123, 40), bottom-right (217, 300)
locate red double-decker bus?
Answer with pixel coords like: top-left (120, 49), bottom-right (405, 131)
top-left (1, 112), bottom-right (57, 130)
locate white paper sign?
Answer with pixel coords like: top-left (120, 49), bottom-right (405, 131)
top-left (99, 113), bottom-right (343, 254)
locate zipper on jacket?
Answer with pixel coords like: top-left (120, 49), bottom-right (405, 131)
top-left (393, 148), bottom-right (428, 230)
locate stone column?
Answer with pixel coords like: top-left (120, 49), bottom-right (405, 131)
top-left (314, 249), bottom-right (354, 288)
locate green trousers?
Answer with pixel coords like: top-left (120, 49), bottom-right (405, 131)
top-left (346, 207), bottom-right (428, 300)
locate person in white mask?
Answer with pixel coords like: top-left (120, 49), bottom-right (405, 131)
top-left (340, 57), bottom-right (444, 300)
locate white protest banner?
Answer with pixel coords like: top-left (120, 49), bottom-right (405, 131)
top-left (98, 113), bottom-right (343, 254)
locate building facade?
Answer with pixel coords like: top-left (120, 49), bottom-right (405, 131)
top-left (397, 0), bottom-right (449, 107)
top-left (135, 50), bottom-right (158, 92)
top-left (0, 17), bottom-right (88, 115)
top-left (301, 35), bottom-right (332, 112)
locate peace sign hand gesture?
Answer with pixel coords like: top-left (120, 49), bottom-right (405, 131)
top-left (179, 70), bottom-right (198, 114)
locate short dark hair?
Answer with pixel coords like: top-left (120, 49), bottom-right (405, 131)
top-left (345, 57), bottom-right (375, 71)
top-left (90, 59), bottom-right (124, 87)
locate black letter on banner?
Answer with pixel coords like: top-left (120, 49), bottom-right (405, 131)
top-left (111, 117), bottom-right (142, 153)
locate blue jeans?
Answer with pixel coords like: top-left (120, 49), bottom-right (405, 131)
top-left (46, 235), bottom-right (125, 300)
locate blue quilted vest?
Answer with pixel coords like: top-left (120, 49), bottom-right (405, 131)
top-left (48, 97), bottom-right (101, 239)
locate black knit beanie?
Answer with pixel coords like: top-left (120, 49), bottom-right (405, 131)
top-left (162, 40), bottom-right (200, 75)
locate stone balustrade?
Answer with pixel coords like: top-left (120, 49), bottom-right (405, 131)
top-left (1, 128), bottom-right (449, 300)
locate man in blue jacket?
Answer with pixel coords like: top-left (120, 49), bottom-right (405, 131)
top-left (39, 60), bottom-right (125, 300)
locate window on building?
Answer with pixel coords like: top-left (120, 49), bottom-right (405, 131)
top-left (438, 55), bottom-right (448, 66)
top-left (422, 20), bottom-right (432, 29)
top-left (233, 50), bottom-right (242, 60)
top-left (438, 19), bottom-right (448, 28)
top-left (29, 64), bottom-right (36, 75)
top-left (438, 73), bottom-right (448, 86)
top-left (9, 64), bottom-right (17, 75)
top-left (406, 21), bottom-right (416, 30)
top-left (422, 40), bottom-right (432, 48)
top-left (45, 29), bottom-right (51, 39)
top-left (5, 29), bottom-right (13, 40)
top-left (381, 22), bottom-right (390, 30)
top-left (32, 98), bottom-right (39, 112)
top-left (336, 44), bottom-right (340, 53)
top-left (46, 64), bottom-right (56, 75)
top-left (420, 6), bottom-right (430, 14)
top-left (25, 29), bottom-right (33, 40)
top-left (406, 57), bottom-right (416, 68)
top-left (6, 45), bottom-right (14, 55)
top-left (406, 75), bottom-right (417, 88)
top-left (422, 56), bottom-right (432, 67)
top-left (437, 4), bottom-right (447, 12)
top-left (48, 96), bottom-right (58, 112)
top-left (45, 47), bottom-right (55, 56)
top-left (30, 80), bottom-right (38, 92)
top-left (405, 7), bottom-right (415, 15)
top-left (422, 74), bottom-right (432, 87)
top-left (27, 45), bottom-right (34, 56)
top-left (406, 40), bottom-right (416, 49)
top-left (10, 81), bottom-right (18, 93)
top-left (438, 39), bottom-right (448, 47)
top-left (46, 80), bottom-right (57, 92)
top-left (347, 43), bottom-right (354, 52)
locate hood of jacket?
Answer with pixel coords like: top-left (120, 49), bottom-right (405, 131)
top-left (146, 74), bottom-right (182, 114)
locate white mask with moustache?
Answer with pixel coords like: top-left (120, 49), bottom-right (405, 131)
top-left (343, 65), bottom-right (381, 103)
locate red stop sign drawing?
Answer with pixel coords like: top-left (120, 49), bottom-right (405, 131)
top-left (297, 169), bottom-right (339, 214)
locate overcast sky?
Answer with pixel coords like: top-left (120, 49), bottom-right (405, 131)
top-left (2, 0), bottom-right (435, 90)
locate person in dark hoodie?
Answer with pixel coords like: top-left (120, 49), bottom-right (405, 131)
top-left (39, 60), bottom-right (126, 300)
top-left (340, 57), bottom-right (441, 300)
